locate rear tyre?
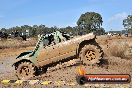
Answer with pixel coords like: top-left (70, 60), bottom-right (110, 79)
top-left (79, 43), bottom-right (103, 65)
top-left (16, 62), bottom-right (36, 80)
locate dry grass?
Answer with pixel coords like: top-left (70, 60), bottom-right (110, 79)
top-left (0, 47), bottom-right (34, 58)
top-left (0, 38), bottom-right (37, 58)
top-left (96, 35), bottom-right (132, 59)
top-left (0, 38), bottom-right (37, 49)
top-left (107, 40), bottom-right (130, 59)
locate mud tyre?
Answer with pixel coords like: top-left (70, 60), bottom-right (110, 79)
top-left (16, 62), bottom-right (36, 80)
top-left (79, 43), bottom-right (103, 65)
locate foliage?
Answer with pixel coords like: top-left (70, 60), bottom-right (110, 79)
top-left (77, 12), bottom-right (103, 33)
top-left (123, 15), bottom-right (132, 36)
top-left (123, 15), bottom-right (132, 30)
top-left (0, 25), bottom-right (77, 37)
top-left (96, 27), bottom-right (105, 35)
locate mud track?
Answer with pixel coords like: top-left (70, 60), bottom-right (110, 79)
top-left (0, 56), bottom-right (132, 88)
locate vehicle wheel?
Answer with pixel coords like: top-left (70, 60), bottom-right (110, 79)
top-left (16, 62), bottom-right (36, 80)
top-left (79, 43), bottom-right (103, 65)
top-left (76, 75), bottom-right (87, 85)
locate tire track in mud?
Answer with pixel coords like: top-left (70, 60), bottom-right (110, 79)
top-left (1, 56), bottom-right (132, 80)
top-left (31, 59), bottom-right (81, 80)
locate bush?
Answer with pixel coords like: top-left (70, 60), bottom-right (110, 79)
top-left (108, 41), bottom-right (129, 59)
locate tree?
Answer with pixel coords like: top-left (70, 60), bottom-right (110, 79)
top-left (39, 24), bottom-right (46, 34)
top-left (77, 12), bottom-right (103, 34)
top-left (123, 15), bottom-right (132, 36)
top-left (96, 27), bottom-right (105, 35)
top-left (1, 28), bottom-right (7, 32)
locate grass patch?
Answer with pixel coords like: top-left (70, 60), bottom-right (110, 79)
top-left (108, 41), bottom-right (129, 59)
top-left (0, 38), bottom-right (37, 49)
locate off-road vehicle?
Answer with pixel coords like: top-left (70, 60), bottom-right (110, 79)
top-left (12, 31), bottom-right (103, 79)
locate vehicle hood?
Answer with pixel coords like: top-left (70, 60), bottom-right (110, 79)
top-left (16, 51), bottom-right (33, 59)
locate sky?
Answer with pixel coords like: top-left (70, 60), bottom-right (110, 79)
top-left (0, 0), bottom-right (131, 31)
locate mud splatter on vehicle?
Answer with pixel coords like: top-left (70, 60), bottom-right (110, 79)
top-left (12, 31), bottom-right (103, 80)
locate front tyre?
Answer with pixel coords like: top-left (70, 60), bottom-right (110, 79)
top-left (16, 62), bottom-right (36, 80)
top-left (79, 43), bottom-right (103, 65)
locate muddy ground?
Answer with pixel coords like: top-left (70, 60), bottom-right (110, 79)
top-left (0, 35), bottom-right (132, 88)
